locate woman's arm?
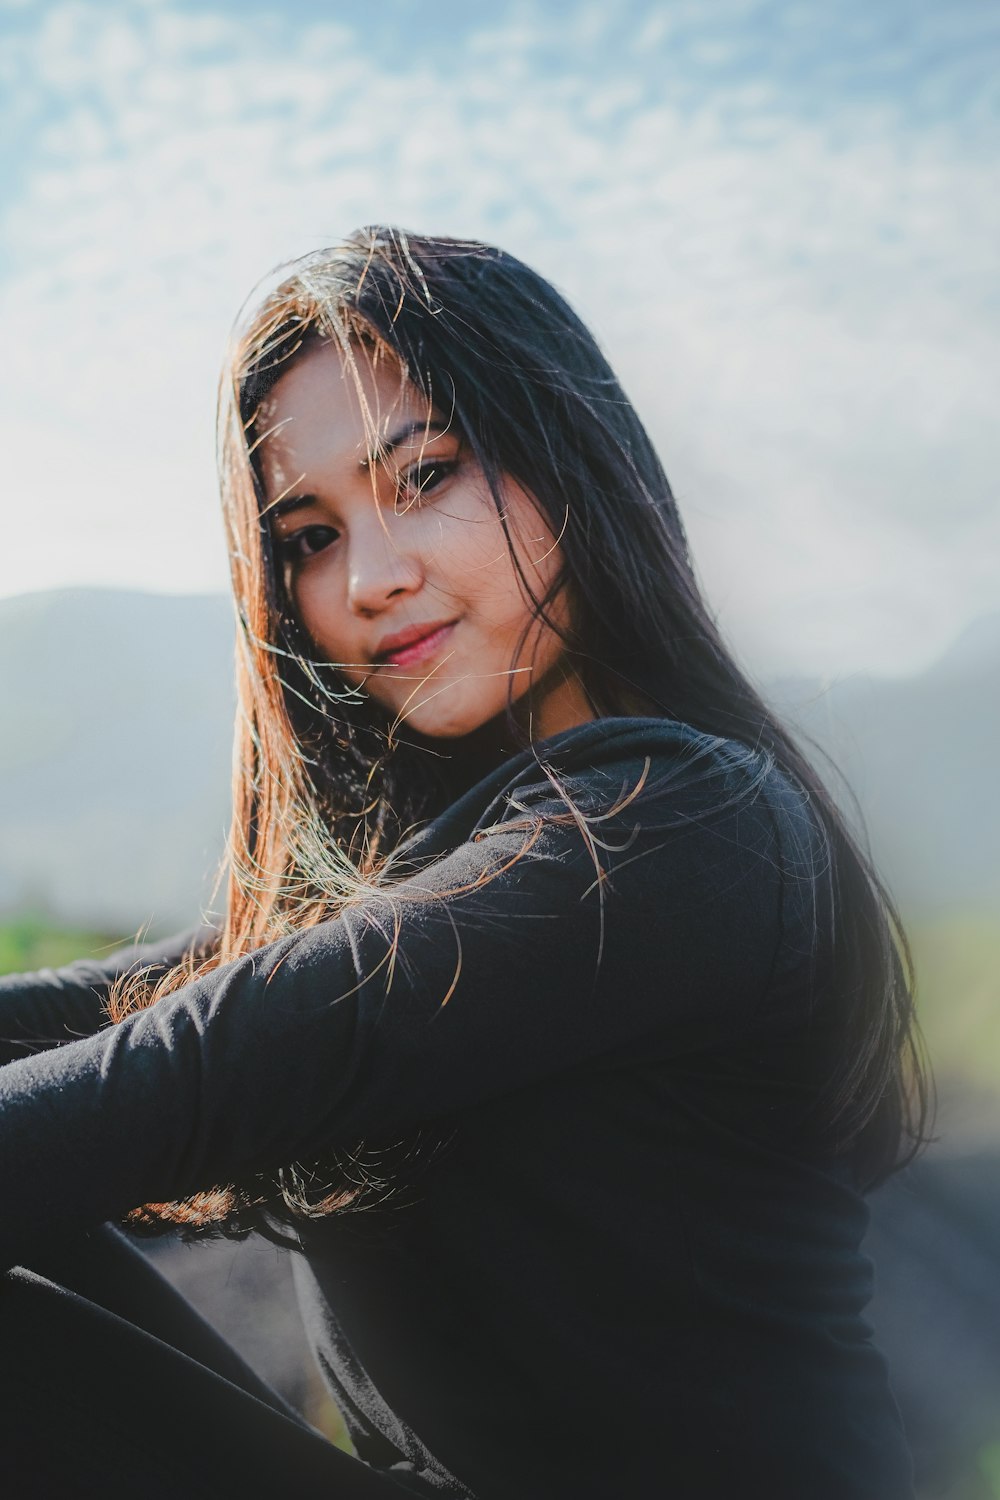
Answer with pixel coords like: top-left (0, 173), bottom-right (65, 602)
top-left (0, 926), bottom-right (217, 1066)
top-left (0, 736), bottom-right (816, 1269)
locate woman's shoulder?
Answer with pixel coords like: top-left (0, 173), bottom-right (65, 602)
top-left (530, 714), bottom-right (769, 775)
top-left (417, 716), bottom-right (827, 900)
top-left (511, 715), bottom-right (791, 809)
top-left (496, 715), bottom-right (828, 880)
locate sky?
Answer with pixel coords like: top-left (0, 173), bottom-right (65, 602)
top-left (0, 0), bottom-right (996, 678)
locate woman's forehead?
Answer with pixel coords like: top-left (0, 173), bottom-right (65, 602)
top-left (255, 341), bottom-right (445, 497)
top-left (260, 340), bottom-right (428, 432)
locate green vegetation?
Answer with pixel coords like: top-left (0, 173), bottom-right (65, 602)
top-left (979, 1443), bottom-right (1000, 1498)
top-left (0, 912), bottom-right (127, 976)
top-left (909, 913), bottom-right (1000, 1096)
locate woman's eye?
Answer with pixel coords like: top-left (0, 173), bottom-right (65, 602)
top-left (279, 524), bottom-right (339, 561)
top-left (399, 460), bottom-right (456, 504)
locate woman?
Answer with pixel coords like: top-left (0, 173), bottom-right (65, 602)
top-left (0, 228), bottom-right (926, 1498)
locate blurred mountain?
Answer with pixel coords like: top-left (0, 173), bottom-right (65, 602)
top-left (0, 588), bottom-right (996, 929)
top-left (767, 613), bottom-right (1000, 917)
top-left (0, 589), bottom-right (234, 931)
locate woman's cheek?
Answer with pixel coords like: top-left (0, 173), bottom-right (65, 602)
top-left (293, 568), bottom-right (349, 663)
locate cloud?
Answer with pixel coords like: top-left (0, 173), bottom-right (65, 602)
top-left (0, 0), bottom-right (996, 675)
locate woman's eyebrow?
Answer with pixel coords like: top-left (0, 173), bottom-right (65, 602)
top-left (365, 418), bottom-right (449, 468)
top-left (266, 492), bottom-right (317, 521)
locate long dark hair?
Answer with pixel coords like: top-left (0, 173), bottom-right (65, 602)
top-left (113, 227), bottom-right (929, 1236)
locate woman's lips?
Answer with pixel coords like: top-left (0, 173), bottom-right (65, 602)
top-left (379, 622), bottom-right (456, 669)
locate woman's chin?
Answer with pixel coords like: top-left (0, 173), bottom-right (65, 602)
top-left (380, 683), bottom-right (521, 748)
top-left (398, 697), bottom-right (528, 758)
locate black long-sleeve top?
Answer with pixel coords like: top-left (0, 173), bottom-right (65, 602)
top-left (0, 718), bottom-right (912, 1498)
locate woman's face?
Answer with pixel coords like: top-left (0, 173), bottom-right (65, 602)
top-left (255, 340), bottom-right (592, 742)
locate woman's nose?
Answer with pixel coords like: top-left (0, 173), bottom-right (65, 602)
top-left (345, 518), bottom-right (424, 618)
